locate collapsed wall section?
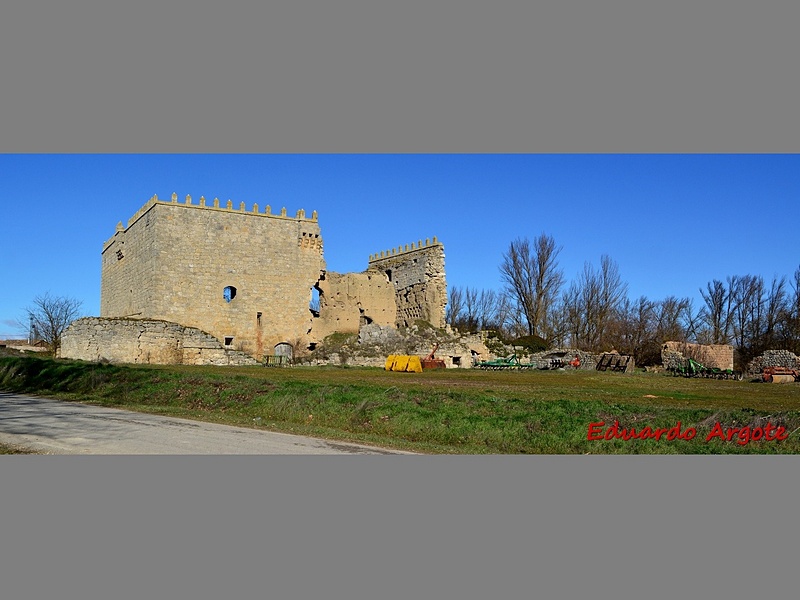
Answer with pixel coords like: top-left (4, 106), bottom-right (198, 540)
top-left (366, 238), bottom-right (446, 329)
top-left (310, 271), bottom-right (396, 341)
top-left (747, 350), bottom-right (800, 376)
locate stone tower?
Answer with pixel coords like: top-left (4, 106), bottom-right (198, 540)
top-left (101, 194), bottom-right (324, 359)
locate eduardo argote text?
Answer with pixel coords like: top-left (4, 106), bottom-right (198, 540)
top-left (587, 420), bottom-right (789, 446)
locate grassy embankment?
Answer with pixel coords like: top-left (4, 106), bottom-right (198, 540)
top-left (2, 355), bottom-right (800, 454)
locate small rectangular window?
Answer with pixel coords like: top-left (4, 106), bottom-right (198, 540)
top-left (224, 336), bottom-right (234, 346)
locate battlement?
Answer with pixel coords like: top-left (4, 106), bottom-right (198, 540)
top-left (368, 237), bottom-right (442, 263)
top-left (103, 193), bottom-right (319, 252)
top-left (127, 192), bottom-right (317, 227)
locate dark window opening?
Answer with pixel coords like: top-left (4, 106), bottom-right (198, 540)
top-left (224, 336), bottom-right (234, 346)
top-left (452, 356), bottom-right (462, 366)
top-left (360, 315), bottom-right (374, 326)
top-left (223, 286), bottom-right (237, 302)
top-left (385, 269), bottom-right (393, 282)
top-left (257, 312), bottom-right (262, 327)
top-left (308, 343), bottom-right (317, 351)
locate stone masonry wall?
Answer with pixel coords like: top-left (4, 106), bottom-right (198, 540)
top-left (746, 350), bottom-right (800, 376)
top-left (366, 239), bottom-right (446, 329)
top-left (101, 194), bottom-right (324, 360)
top-left (309, 323), bottom-right (489, 368)
top-left (60, 317), bottom-right (258, 366)
top-left (310, 271), bottom-right (396, 341)
top-left (661, 341), bottom-right (734, 371)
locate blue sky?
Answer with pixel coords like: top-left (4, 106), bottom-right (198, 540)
top-left (1, 154), bottom-right (798, 338)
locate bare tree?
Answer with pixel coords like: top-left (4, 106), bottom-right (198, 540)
top-left (699, 279), bottom-right (735, 344)
top-left (762, 275), bottom-right (788, 352)
top-left (563, 255), bottom-right (628, 352)
top-left (654, 296), bottom-right (693, 343)
top-left (610, 295), bottom-right (656, 360)
top-left (23, 293), bottom-right (83, 355)
top-left (462, 286), bottom-right (480, 331)
top-left (499, 234), bottom-right (564, 338)
top-left (779, 265), bottom-right (800, 353)
top-left (607, 294), bottom-right (698, 365)
top-left (447, 286), bottom-right (504, 333)
top-left (446, 286), bottom-right (464, 328)
top-left (731, 274), bottom-right (788, 362)
top-left (475, 289), bottom-right (503, 331)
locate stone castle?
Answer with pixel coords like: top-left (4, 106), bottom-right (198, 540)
top-left (61, 193), bottom-right (448, 365)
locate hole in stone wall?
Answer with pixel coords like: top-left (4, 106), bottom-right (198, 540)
top-left (452, 356), bottom-right (462, 366)
top-left (310, 286), bottom-right (321, 316)
top-left (223, 286), bottom-right (237, 303)
top-left (385, 269), bottom-right (393, 282)
top-left (257, 312), bottom-right (262, 327)
top-left (224, 336), bottom-right (234, 346)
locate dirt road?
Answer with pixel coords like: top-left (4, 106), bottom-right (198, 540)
top-left (0, 392), bottom-right (413, 454)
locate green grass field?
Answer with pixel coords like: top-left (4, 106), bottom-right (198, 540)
top-left (2, 355), bottom-right (800, 453)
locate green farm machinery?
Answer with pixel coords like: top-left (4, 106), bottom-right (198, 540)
top-left (668, 358), bottom-right (743, 380)
top-left (475, 354), bottom-right (535, 371)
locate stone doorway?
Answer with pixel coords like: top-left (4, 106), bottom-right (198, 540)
top-left (274, 342), bottom-right (294, 364)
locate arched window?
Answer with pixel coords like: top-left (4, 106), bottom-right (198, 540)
top-left (223, 286), bottom-right (237, 303)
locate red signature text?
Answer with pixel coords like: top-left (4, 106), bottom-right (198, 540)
top-left (587, 420), bottom-right (789, 445)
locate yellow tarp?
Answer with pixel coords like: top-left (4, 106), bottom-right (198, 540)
top-left (392, 355), bottom-right (410, 372)
top-left (406, 355), bottom-right (423, 373)
top-left (386, 355), bottom-right (423, 373)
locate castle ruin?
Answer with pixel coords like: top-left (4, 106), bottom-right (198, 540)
top-left (61, 193), bottom-right (449, 365)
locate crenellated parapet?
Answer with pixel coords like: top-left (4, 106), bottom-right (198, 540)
top-left (368, 236), bottom-right (442, 263)
top-left (103, 192), bottom-right (320, 252)
top-left (124, 192), bottom-right (318, 229)
top-left (366, 237), bottom-right (446, 329)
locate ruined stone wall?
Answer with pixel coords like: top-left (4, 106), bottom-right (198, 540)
top-left (661, 341), bottom-right (734, 371)
top-left (528, 349), bottom-right (599, 370)
top-left (747, 350), bottom-right (800, 376)
top-left (311, 271), bottom-right (396, 341)
top-left (309, 323), bottom-right (489, 368)
top-left (366, 239), bottom-right (446, 329)
top-left (60, 317), bottom-right (258, 365)
top-left (101, 194), bottom-right (324, 359)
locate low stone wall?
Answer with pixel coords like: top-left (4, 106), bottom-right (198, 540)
top-left (60, 317), bottom-right (258, 366)
top-left (747, 350), bottom-right (800, 376)
top-left (528, 349), bottom-right (598, 370)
